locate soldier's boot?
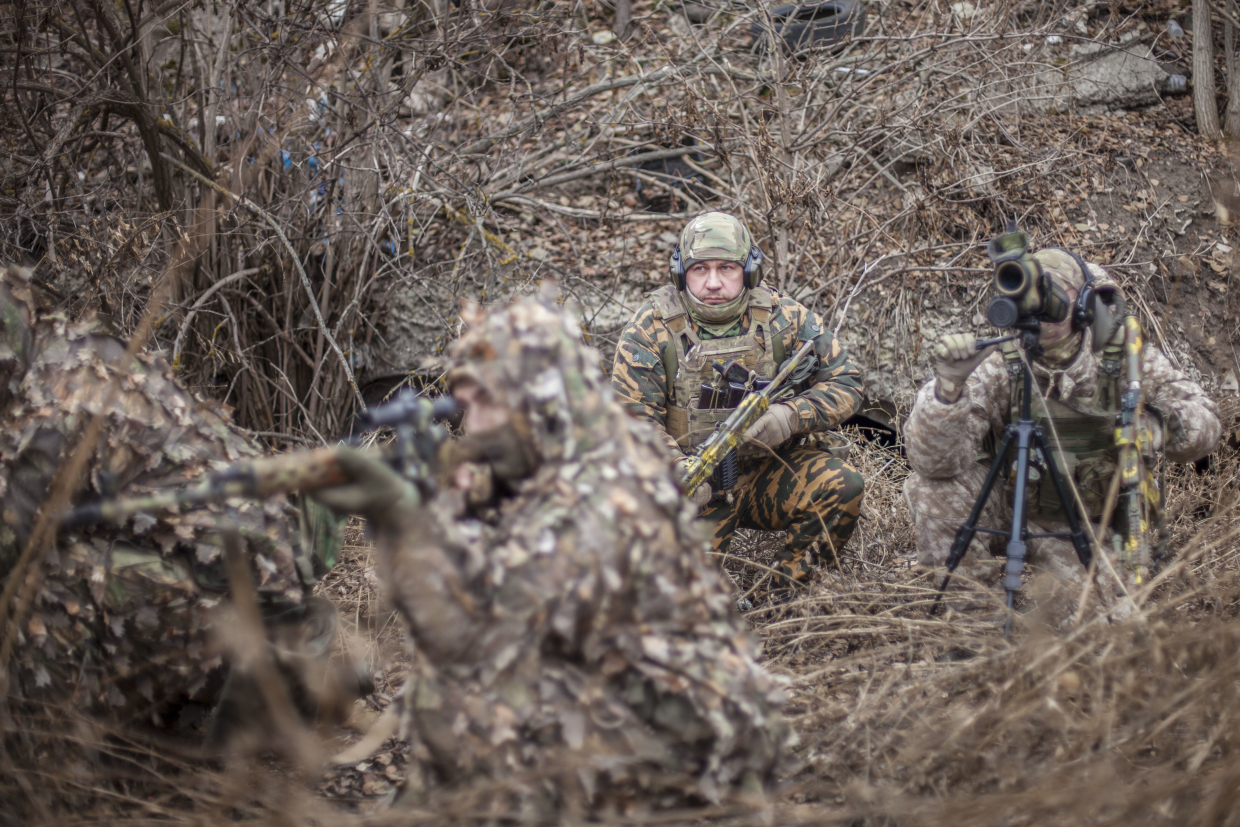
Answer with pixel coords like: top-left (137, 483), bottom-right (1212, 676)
top-left (763, 541), bottom-right (820, 604)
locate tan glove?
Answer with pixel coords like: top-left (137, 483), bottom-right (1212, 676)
top-left (674, 456), bottom-right (715, 509)
top-left (309, 448), bottom-right (421, 531)
top-left (745, 403), bottom-right (798, 450)
top-left (688, 483), bottom-right (713, 508)
top-left (933, 333), bottom-right (1000, 403)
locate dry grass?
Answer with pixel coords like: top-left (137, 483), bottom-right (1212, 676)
top-left (7, 436), bottom-right (1240, 826)
top-left (750, 437), bottom-right (1240, 826)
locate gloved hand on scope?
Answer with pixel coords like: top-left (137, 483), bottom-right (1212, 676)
top-left (933, 333), bottom-right (1001, 404)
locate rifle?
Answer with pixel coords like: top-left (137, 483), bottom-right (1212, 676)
top-left (1110, 314), bottom-right (1163, 584)
top-left (64, 391), bottom-right (457, 527)
top-left (680, 339), bottom-right (816, 495)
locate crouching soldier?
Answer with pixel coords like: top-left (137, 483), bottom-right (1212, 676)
top-left (904, 248), bottom-right (1221, 590)
top-left (311, 297), bottom-right (792, 811)
top-left (610, 211), bottom-right (865, 592)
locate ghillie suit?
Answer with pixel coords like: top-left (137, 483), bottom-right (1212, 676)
top-left (316, 297), bottom-right (793, 813)
top-left (0, 265), bottom-right (353, 735)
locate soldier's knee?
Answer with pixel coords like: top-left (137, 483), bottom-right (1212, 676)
top-left (903, 471), bottom-right (928, 517)
top-left (837, 462), bottom-right (865, 508)
top-left (904, 469), bottom-right (977, 522)
top-left (811, 459), bottom-right (864, 511)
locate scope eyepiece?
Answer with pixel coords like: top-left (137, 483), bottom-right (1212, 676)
top-left (430, 397), bottom-right (459, 420)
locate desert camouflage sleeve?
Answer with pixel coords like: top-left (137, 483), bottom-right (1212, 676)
top-left (904, 352), bottom-right (1011, 479)
top-left (1142, 345), bottom-right (1221, 464)
top-left (610, 301), bottom-right (684, 458)
top-left (775, 297), bottom-right (864, 433)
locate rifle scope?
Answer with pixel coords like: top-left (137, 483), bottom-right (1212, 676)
top-left (358, 393), bottom-right (457, 432)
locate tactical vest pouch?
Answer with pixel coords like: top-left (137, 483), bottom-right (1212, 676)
top-left (1074, 453), bottom-right (1117, 516)
top-left (698, 383), bottom-right (727, 409)
top-left (1004, 461), bottom-right (1042, 516)
top-left (667, 405), bottom-right (734, 449)
top-left (698, 379), bottom-right (772, 409)
top-left (666, 406), bottom-right (690, 440)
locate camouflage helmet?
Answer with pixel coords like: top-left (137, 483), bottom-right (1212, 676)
top-left (447, 296), bottom-right (612, 469)
top-left (1033, 249), bottom-right (1126, 350)
top-left (670, 212), bottom-right (764, 290)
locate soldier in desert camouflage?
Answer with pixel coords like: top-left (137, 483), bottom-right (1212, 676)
top-left (904, 250), bottom-right (1221, 586)
top-left (0, 264), bottom-right (355, 735)
top-left (610, 211), bottom-right (864, 591)
top-left (313, 296), bottom-right (792, 809)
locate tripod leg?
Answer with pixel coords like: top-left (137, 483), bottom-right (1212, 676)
top-left (1001, 420), bottom-right (1035, 622)
top-left (1032, 429), bottom-right (1094, 570)
top-left (931, 427), bottom-right (1016, 614)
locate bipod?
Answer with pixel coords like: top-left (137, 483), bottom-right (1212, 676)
top-left (929, 331), bottom-right (1093, 636)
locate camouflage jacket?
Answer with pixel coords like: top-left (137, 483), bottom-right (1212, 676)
top-left (905, 329), bottom-right (1221, 481)
top-left (611, 285), bottom-right (863, 457)
top-left (378, 299), bottom-right (792, 808)
top-left (0, 273), bottom-right (338, 726)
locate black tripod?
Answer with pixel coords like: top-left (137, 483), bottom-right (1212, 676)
top-left (932, 326), bottom-right (1094, 635)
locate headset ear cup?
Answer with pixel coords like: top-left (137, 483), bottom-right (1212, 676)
top-left (669, 246), bottom-right (686, 291)
top-left (1050, 247), bottom-right (1098, 331)
top-left (744, 244), bottom-right (765, 289)
top-left (1075, 286), bottom-right (1096, 330)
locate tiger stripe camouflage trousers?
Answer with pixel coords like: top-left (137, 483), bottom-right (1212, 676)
top-left (699, 444), bottom-right (864, 587)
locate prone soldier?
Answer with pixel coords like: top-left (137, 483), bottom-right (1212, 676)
top-left (312, 297), bottom-right (792, 809)
top-left (904, 248), bottom-right (1221, 589)
top-left (610, 211), bottom-right (865, 591)
top-left (0, 264), bottom-right (358, 737)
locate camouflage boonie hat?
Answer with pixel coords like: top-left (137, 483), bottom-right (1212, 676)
top-left (678, 212), bottom-right (753, 267)
top-left (448, 297), bottom-right (611, 466)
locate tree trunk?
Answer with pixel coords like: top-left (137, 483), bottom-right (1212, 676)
top-left (1196, 0), bottom-right (1223, 138)
top-left (615, 0), bottom-right (631, 40)
top-left (1227, 0), bottom-right (1240, 135)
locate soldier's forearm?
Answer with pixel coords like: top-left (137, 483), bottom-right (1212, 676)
top-left (379, 529), bottom-right (490, 663)
top-left (904, 380), bottom-right (988, 479)
top-left (1158, 399), bottom-right (1222, 463)
top-left (791, 380), bottom-right (862, 431)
